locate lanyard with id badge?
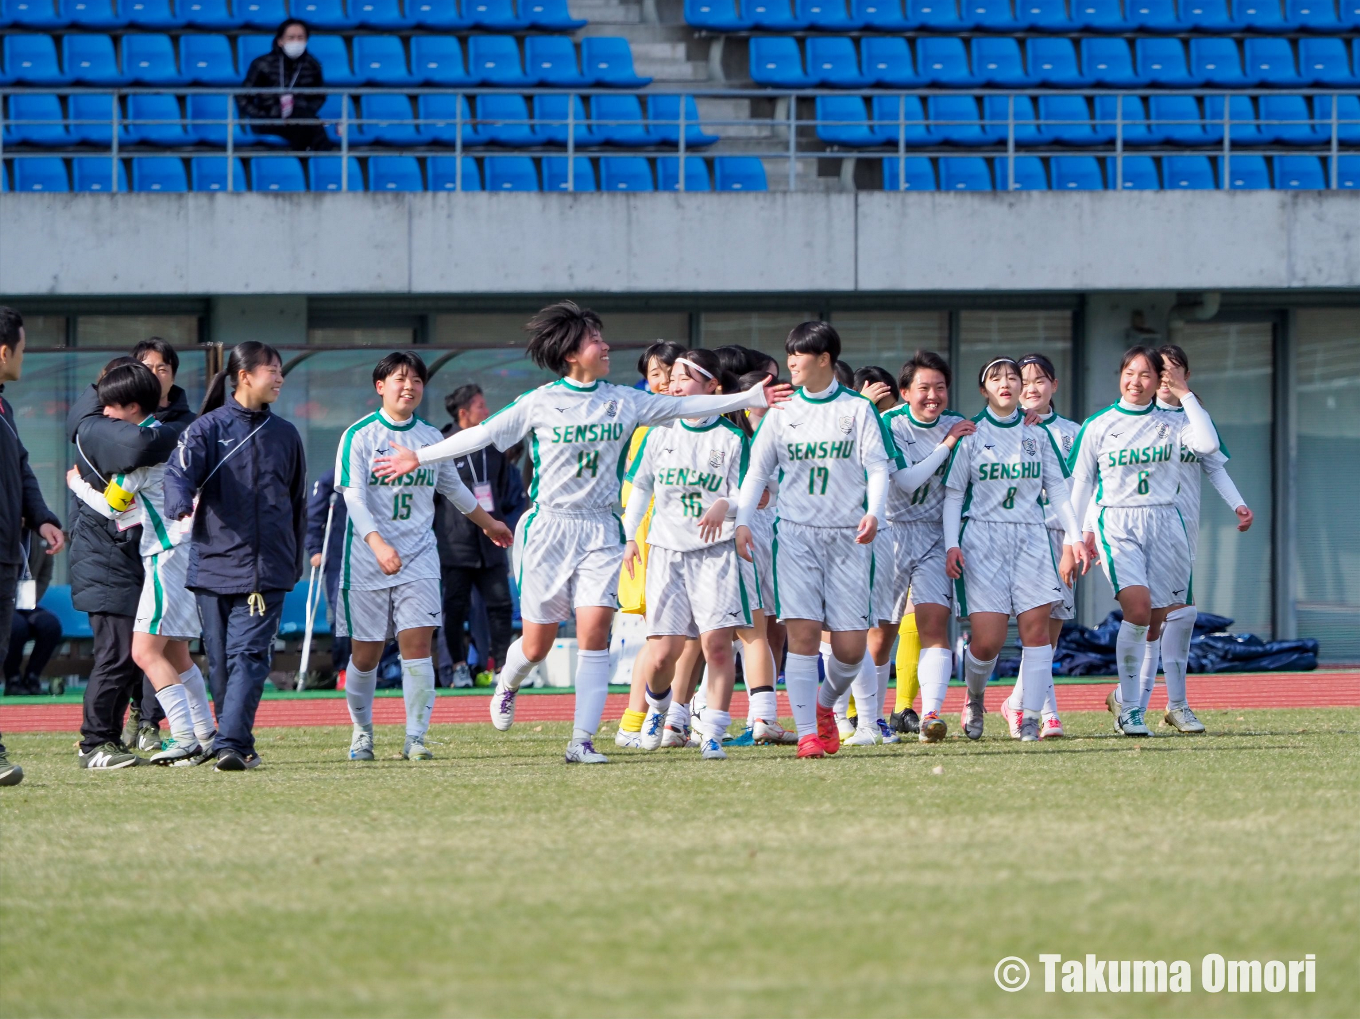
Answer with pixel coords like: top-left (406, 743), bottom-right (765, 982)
top-left (466, 450), bottom-right (495, 512)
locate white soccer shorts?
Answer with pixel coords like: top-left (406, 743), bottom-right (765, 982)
top-left (747, 508), bottom-right (776, 617)
top-left (1048, 528), bottom-right (1076, 621)
top-left (645, 543), bottom-right (754, 638)
top-left (955, 519), bottom-right (1066, 618)
top-left (338, 578), bottom-right (443, 642)
top-left (881, 519), bottom-right (952, 622)
top-left (771, 520), bottom-right (873, 632)
top-left (1093, 504), bottom-right (1193, 609)
top-left (135, 547), bottom-right (201, 640)
top-left (513, 508), bottom-right (624, 625)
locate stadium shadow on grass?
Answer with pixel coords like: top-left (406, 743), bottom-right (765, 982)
top-left (1, 708), bottom-right (1356, 1018)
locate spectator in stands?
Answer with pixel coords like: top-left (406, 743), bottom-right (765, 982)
top-left (4, 529), bottom-right (62, 696)
top-left (0, 307), bottom-right (66, 785)
top-left (305, 467), bottom-right (349, 681)
top-left (240, 19), bottom-right (331, 152)
top-left (435, 384), bottom-right (518, 687)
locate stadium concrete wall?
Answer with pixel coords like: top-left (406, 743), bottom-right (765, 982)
top-left (3, 191), bottom-right (1357, 297)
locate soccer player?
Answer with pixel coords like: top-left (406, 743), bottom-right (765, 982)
top-left (374, 302), bottom-right (792, 764)
top-left (335, 352), bottom-right (513, 762)
top-left (66, 363), bottom-right (217, 765)
top-left (943, 358), bottom-right (1089, 743)
top-left (1068, 346), bottom-right (1220, 737)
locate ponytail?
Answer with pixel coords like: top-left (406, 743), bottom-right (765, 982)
top-left (199, 340), bottom-right (282, 415)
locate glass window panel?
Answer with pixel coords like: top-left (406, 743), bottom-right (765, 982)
top-left (432, 314), bottom-right (531, 348)
top-left (829, 312), bottom-right (949, 381)
top-left (77, 315), bottom-right (200, 349)
top-left (700, 311), bottom-right (817, 365)
top-left (307, 326), bottom-right (417, 347)
top-left (19, 316), bottom-right (68, 349)
top-left (1294, 308), bottom-right (1360, 661)
top-left (958, 311), bottom-right (1073, 418)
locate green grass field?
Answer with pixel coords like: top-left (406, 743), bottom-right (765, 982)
top-left (2, 708), bottom-right (1357, 1018)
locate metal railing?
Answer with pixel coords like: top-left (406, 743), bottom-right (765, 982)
top-left (1, 85), bottom-right (1357, 191)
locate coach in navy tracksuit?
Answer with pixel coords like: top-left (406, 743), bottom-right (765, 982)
top-left (164, 341), bottom-right (306, 771)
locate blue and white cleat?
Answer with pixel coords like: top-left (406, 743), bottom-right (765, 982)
top-left (614, 726), bottom-right (643, 749)
top-left (565, 738), bottom-right (609, 764)
top-left (701, 737), bottom-right (728, 760)
top-left (639, 708), bottom-right (667, 751)
top-left (349, 726), bottom-right (374, 761)
top-left (729, 726), bottom-right (755, 747)
top-left (876, 718), bottom-right (901, 745)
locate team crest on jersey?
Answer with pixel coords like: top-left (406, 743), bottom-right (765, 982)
top-left (604, 400), bottom-right (619, 417)
top-left (1022, 437), bottom-right (1037, 457)
top-left (708, 449), bottom-right (725, 469)
top-left (837, 414), bottom-right (853, 434)
top-left (1062, 434), bottom-right (1073, 453)
top-left (1156, 422), bottom-right (1170, 439)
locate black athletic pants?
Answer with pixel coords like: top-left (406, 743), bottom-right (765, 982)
top-left (79, 612), bottom-right (142, 753)
top-left (441, 564), bottom-right (513, 673)
top-left (4, 607), bottom-right (62, 688)
top-left (0, 562), bottom-right (16, 756)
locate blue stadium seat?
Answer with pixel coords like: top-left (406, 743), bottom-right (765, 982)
top-left (807, 36), bottom-right (872, 87)
top-left (1105, 154), bottom-right (1160, 188)
top-left (252, 155), bottom-right (307, 190)
top-left (5, 94), bottom-right (69, 145)
top-left (484, 155), bottom-right (538, 189)
top-left (2, 165), bottom-right (11, 192)
top-left (1313, 93), bottom-right (1360, 142)
top-left (353, 35), bottom-right (414, 84)
top-left (747, 0), bottom-right (808, 27)
top-left (1163, 155), bottom-right (1215, 187)
top-left (370, 155), bottom-right (423, 190)
top-left (1245, 37), bottom-right (1302, 85)
top-left (1231, 0), bottom-right (1288, 31)
top-left (871, 94), bottom-right (931, 145)
top-left (181, 0), bottom-right (238, 27)
top-left (1094, 94), bottom-right (1162, 143)
top-left (542, 155), bottom-right (598, 190)
top-left (1150, 94), bottom-right (1207, 144)
top-left (1338, 155), bottom-right (1360, 187)
top-left (468, 35), bottom-right (530, 85)
top-left (356, 93), bottom-right (421, 145)
top-left (187, 93), bottom-right (256, 145)
top-left (1285, 0), bottom-right (1339, 29)
top-left (71, 156), bottom-right (123, 190)
top-left (68, 92), bottom-right (118, 144)
top-left (882, 155), bottom-right (936, 190)
top-left (591, 93), bottom-right (656, 145)
top-left (181, 35), bottom-right (237, 84)
top-left (61, 0), bottom-right (127, 28)
top-left (966, 0), bottom-right (1022, 29)
top-left (533, 93), bottom-right (602, 146)
top-left (798, 0), bottom-right (863, 27)
top-left (1342, 0), bottom-right (1360, 23)
top-left (982, 93), bottom-right (1044, 144)
top-left (582, 36), bottom-right (650, 86)
top-left (938, 156), bottom-right (991, 189)
top-left (126, 93), bottom-right (192, 145)
top-left (417, 93), bottom-right (483, 145)
top-left (292, 0), bottom-right (357, 28)
top-left (306, 155), bottom-right (363, 190)
top-left (1017, 0), bottom-right (1074, 28)
top-left (3, 35), bottom-right (65, 85)
top-left (927, 94), bottom-right (989, 144)
top-left (525, 35), bottom-right (587, 86)
top-left (132, 156), bottom-right (188, 191)
top-left (748, 37), bottom-right (812, 87)
top-left (1137, 38), bottom-right (1201, 86)
top-left (1273, 155), bottom-right (1325, 188)
top-left (656, 155), bottom-right (711, 190)
top-left (428, 155), bottom-right (482, 189)
top-left (465, 0), bottom-right (529, 27)
top-left (916, 37), bottom-right (980, 86)
top-left (411, 35), bottom-right (472, 85)
top-left (477, 93), bottom-right (536, 145)
top-left (1028, 37), bottom-right (1087, 87)
top-left (1081, 37), bottom-right (1141, 86)
top-left (685, 0), bottom-right (752, 28)
top-left (1070, 0), bottom-right (1132, 28)
top-left (1259, 94), bottom-right (1327, 143)
top-left (14, 157), bottom-right (71, 192)
top-left (310, 34), bottom-right (360, 85)
top-left (972, 37), bottom-right (1032, 86)
top-left (1039, 94), bottom-right (1100, 144)
top-left (122, 33), bottom-right (184, 85)
top-left (853, 0), bottom-right (913, 28)
top-left (190, 155), bottom-right (247, 190)
top-left (1179, 0), bottom-right (1235, 26)
top-left (995, 155), bottom-right (1048, 189)
top-left (861, 36), bottom-right (922, 86)
top-left (411, 0), bottom-right (474, 27)
top-left (1299, 38), bottom-right (1357, 84)
top-left (64, 34), bottom-right (125, 84)
top-left (238, 0), bottom-right (286, 27)
top-left (1220, 154), bottom-right (1269, 188)
top-left (1127, 0), bottom-right (1183, 30)
top-left (352, 0), bottom-right (415, 26)
top-left (1052, 155), bottom-right (1104, 189)
top-left (648, 94), bottom-right (719, 146)
top-left (522, 0), bottom-right (588, 28)
top-left (714, 156), bottom-right (767, 190)
top-left (2, 0), bottom-right (64, 28)
top-left (908, 0), bottom-right (972, 29)
top-left (816, 95), bottom-right (879, 146)
top-left (237, 34), bottom-right (274, 70)
top-left (1191, 37), bottom-right (1250, 86)
top-left (1203, 94), bottom-right (1267, 144)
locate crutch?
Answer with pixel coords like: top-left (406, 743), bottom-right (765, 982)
top-left (297, 492), bottom-right (337, 691)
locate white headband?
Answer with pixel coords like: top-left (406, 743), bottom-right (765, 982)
top-left (673, 357), bottom-right (713, 381)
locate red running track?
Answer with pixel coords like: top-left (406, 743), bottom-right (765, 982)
top-left (1, 672), bottom-right (1356, 733)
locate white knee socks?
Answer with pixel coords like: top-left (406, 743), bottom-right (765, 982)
top-left (875, 661), bottom-right (891, 721)
top-left (571, 648), bottom-right (610, 740)
top-left (1116, 620), bottom-right (1149, 708)
top-left (748, 685), bottom-right (777, 726)
top-left (816, 654), bottom-right (859, 710)
top-left (963, 649), bottom-right (996, 701)
top-left (1161, 605), bottom-right (1197, 708)
top-left (1041, 674), bottom-right (1059, 720)
top-left (1138, 637), bottom-right (1161, 711)
top-left (402, 656), bottom-right (436, 740)
top-left (703, 709), bottom-right (731, 744)
top-left (783, 652), bottom-right (820, 738)
top-left (178, 664), bottom-right (215, 740)
top-left (918, 647), bottom-right (954, 716)
top-left (850, 655), bottom-right (881, 727)
top-left (497, 638), bottom-right (538, 692)
top-left (1018, 644), bottom-right (1054, 718)
top-left (155, 683), bottom-right (193, 742)
top-left (345, 659), bottom-right (379, 729)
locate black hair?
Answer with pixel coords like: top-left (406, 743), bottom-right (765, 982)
top-left (853, 365), bottom-right (898, 403)
top-left (201, 340), bottom-right (282, 415)
top-left (746, 349), bottom-right (779, 380)
top-left (275, 17), bottom-right (309, 41)
top-left (131, 336), bottom-right (179, 376)
top-left (833, 360), bottom-right (854, 388)
top-left (1120, 345), bottom-right (1165, 378)
top-left (525, 300), bottom-right (604, 376)
top-left (0, 306), bottom-right (23, 354)
top-left (672, 348), bottom-right (738, 396)
top-left (898, 350), bottom-right (952, 393)
top-left (99, 355), bottom-right (139, 380)
top-left (1017, 352), bottom-right (1057, 382)
top-left (96, 362), bottom-right (161, 417)
top-left (732, 367), bottom-right (778, 436)
top-left (372, 350), bottom-right (428, 386)
top-left (978, 357), bottom-right (1021, 389)
top-left (636, 340), bottom-right (686, 379)
top-left (785, 320), bottom-right (841, 364)
top-left (712, 345), bottom-right (754, 378)
top-left (445, 383), bottom-right (483, 420)
top-left (1159, 344), bottom-right (1189, 373)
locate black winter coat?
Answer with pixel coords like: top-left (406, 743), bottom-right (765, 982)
top-left (239, 49), bottom-right (325, 122)
top-left (0, 391), bottom-right (60, 569)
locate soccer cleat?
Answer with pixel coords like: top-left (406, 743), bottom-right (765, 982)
top-left (613, 726), bottom-right (643, 749)
top-left (890, 708), bottom-right (920, 734)
top-left (1163, 704), bottom-right (1206, 734)
top-left (835, 712), bottom-right (855, 741)
top-left (121, 704), bottom-right (141, 747)
top-left (876, 718), bottom-right (902, 745)
top-left (1040, 717), bottom-right (1064, 739)
top-left (214, 749), bottom-right (261, 771)
top-left (450, 662), bottom-right (473, 688)
top-left (685, 727), bottom-right (701, 748)
top-left (564, 738), bottom-right (609, 764)
top-left (403, 736), bottom-right (434, 760)
top-left (843, 726), bottom-right (880, 747)
top-left (1001, 696), bottom-right (1022, 739)
top-left (660, 723), bottom-right (691, 749)
top-left (639, 709), bottom-right (667, 751)
top-left (728, 726), bottom-right (755, 747)
top-left (1019, 716), bottom-right (1040, 742)
top-left (918, 711), bottom-right (947, 743)
top-left (753, 718), bottom-right (798, 745)
top-left (349, 727), bottom-right (375, 761)
top-left (137, 724), bottom-right (162, 753)
top-left (701, 737), bottom-right (728, 760)
top-left (78, 743), bottom-right (140, 769)
top-left (796, 733), bottom-right (826, 758)
top-left (1105, 686), bottom-right (1121, 721)
top-left (960, 694), bottom-right (985, 740)
top-left (815, 704), bottom-right (841, 755)
top-left (489, 680), bottom-right (518, 731)
top-left (150, 736), bottom-right (202, 765)
top-left (1117, 706), bottom-right (1151, 737)
top-left (0, 751), bottom-right (23, 786)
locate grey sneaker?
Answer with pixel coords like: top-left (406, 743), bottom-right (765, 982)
top-left (150, 736), bottom-right (202, 765)
top-left (78, 743), bottom-right (140, 770)
top-left (564, 738), bottom-right (608, 764)
top-left (350, 726), bottom-right (375, 761)
top-left (451, 662), bottom-right (473, 689)
top-left (176, 734), bottom-right (217, 767)
top-left (961, 693), bottom-right (985, 740)
top-left (121, 705), bottom-right (141, 747)
top-left (1164, 704), bottom-right (1206, 734)
top-left (137, 724), bottom-right (162, 753)
top-left (1019, 716), bottom-right (1040, 742)
top-left (402, 735), bottom-right (433, 761)
top-left (0, 750), bottom-right (23, 786)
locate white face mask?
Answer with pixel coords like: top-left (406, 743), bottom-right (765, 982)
top-left (281, 40), bottom-right (306, 59)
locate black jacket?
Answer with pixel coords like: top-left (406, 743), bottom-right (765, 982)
top-left (239, 49), bottom-right (325, 122)
top-left (164, 399), bottom-right (307, 596)
top-left (66, 384), bottom-right (193, 615)
top-left (433, 424), bottom-right (519, 570)
top-left (0, 391), bottom-right (60, 569)
top-left (305, 467), bottom-right (347, 601)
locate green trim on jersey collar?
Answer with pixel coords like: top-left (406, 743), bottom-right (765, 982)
top-left (982, 407), bottom-right (1021, 428)
top-left (905, 407), bottom-right (947, 428)
top-left (137, 415), bottom-right (156, 428)
top-left (558, 377), bottom-right (601, 393)
top-left (796, 382), bottom-right (844, 404)
top-left (377, 409), bottom-right (420, 431)
top-left (1114, 398), bottom-right (1155, 416)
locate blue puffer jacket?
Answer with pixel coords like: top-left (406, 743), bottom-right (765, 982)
top-left (164, 399), bottom-right (307, 596)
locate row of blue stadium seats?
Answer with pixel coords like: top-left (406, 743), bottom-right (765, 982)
top-left (816, 91), bottom-right (1359, 144)
top-left (3, 90), bottom-right (719, 145)
top-left (0, 32), bottom-right (650, 85)
top-left (750, 34), bottom-right (1360, 86)
top-left (0, 0), bottom-right (582, 30)
top-left (883, 151), bottom-right (1356, 185)
top-left (0, 152), bottom-right (772, 188)
top-left (688, 0), bottom-right (1360, 32)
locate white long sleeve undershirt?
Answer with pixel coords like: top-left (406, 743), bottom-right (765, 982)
top-left (1203, 458), bottom-right (1246, 511)
top-left (889, 441), bottom-right (952, 495)
top-left (1178, 392), bottom-right (1220, 456)
top-left (341, 485), bottom-right (381, 542)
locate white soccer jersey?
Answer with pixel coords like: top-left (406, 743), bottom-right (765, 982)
top-left (943, 408), bottom-right (1069, 527)
top-left (881, 406), bottom-right (966, 524)
top-left (742, 384), bottom-right (902, 529)
top-left (1037, 410), bottom-right (1080, 532)
top-left (1068, 399), bottom-right (1208, 508)
top-left (336, 410), bottom-right (476, 591)
top-left (623, 416), bottom-right (749, 553)
top-left (106, 461), bottom-right (192, 557)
